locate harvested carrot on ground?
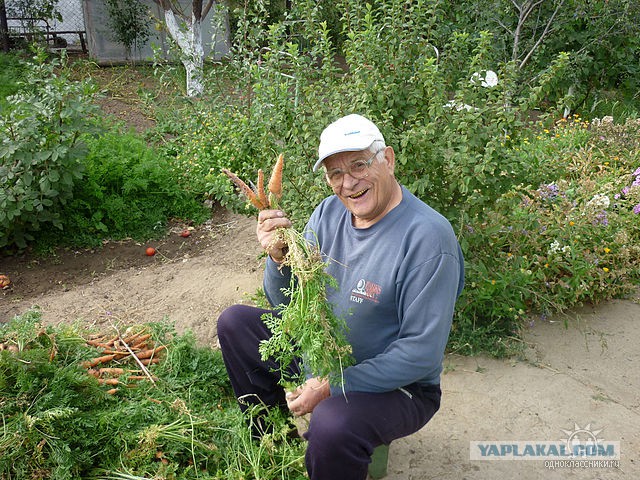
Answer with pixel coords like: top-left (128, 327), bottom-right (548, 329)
top-left (86, 340), bottom-right (112, 349)
top-left (135, 345), bottom-right (166, 360)
top-left (140, 358), bottom-right (161, 366)
top-left (98, 378), bottom-right (120, 386)
top-left (121, 332), bottom-right (145, 345)
top-left (82, 354), bottom-right (116, 369)
top-left (98, 350), bottom-right (130, 359)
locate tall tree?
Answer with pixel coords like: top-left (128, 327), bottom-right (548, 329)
top-left (151, 0), bottom-right (218, 97)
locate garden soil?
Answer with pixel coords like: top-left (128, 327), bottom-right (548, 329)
top-left (1, 209), bottom-right (637, 479)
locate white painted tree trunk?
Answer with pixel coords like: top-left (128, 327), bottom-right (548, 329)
top-left (163, 9), bottom-right (205, 97)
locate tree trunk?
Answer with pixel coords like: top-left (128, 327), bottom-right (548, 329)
top-left (163, 8), bottom-right (205, 97)
top-left (0, 0), bottom-right (10, 53)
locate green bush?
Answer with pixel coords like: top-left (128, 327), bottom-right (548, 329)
top-left (452, 117), bottom-right (640, 355)
top-left (0, 53), bottom-right (26, 110)
top-left (0, 50), bottom-right (99, 249)
top-left (53, 130), bottom-right (210, 247)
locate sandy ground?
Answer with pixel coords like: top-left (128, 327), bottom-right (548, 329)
top-left (387, 297), bottom-right (639, 479)
top-left (1, 211), bottom-right (638, 479)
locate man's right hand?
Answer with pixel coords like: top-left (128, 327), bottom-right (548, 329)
top-left (256, 209), bottom-right (292, 263)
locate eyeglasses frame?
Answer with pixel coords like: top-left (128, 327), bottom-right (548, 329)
top-left (324, 148), bottom-right (385, 187)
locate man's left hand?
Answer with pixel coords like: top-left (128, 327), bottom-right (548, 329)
top-left (285, 377), bottom-right (330, 416)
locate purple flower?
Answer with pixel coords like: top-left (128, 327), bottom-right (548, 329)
top-left (633, 167), bottom-right (640, 177)
top-left (593, 211), bottom-right (609, 226)
top-left (622, 186), bottom-right (630, 196)
top-left (633, 177), bottom-right (640, 187)
top-left (633, 203), bottom-right (640, 215)
top-left (538, 183), bottom-right (560, 201)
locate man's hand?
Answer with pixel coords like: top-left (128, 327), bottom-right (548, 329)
top-left (257, 209), bottom-right (292, 263)
top-left (285, 377), bottom-right (330, 416)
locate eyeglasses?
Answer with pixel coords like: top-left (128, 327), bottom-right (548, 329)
top-left (324, 149), bottom-right (384, 187)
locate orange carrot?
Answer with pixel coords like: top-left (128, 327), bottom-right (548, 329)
top-left (222, 168), bottom-right (265, 210)
top-left (86, 339), bottom-right (114, 349)
top-left (121, 332), bottom-right (144, 345)
top-left (130, 334), bottom-right (152, 349)
top-left (256, 169), bottom-right (269, 208)
top-left (135, 345), bottom-right (166, 360)
top-left (87, 334), bottom-right (116, 344)
top-left (268, 153), bottom-right (284, 202)
top-left (97, 350), bottom-right (130, 359)
top-left (98, 367), bottom-right (126, 376)
top-left (82, 354), bottom-right (116, 368)
top-left (98, 378), bottom-right (120, 386)
top-left (140, 357), bottom-right (161, 366)
top-left (106, 388), bottom-right (118, 395)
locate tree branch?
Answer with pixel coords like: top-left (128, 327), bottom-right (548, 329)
top-left (496, 17), bottom-right (513, 36)
top-left (202, 0), bottom-right (216, 20)
top-left (192, 0), bottom-right (202, 22)
top-left (519, 0), bottom-right (565, 70)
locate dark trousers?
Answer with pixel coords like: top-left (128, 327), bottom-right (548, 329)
top-left (217, 304), bottom-right (441, 480)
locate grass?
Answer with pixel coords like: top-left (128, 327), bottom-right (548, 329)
top-left (0, 53), bottom-right (26, 110)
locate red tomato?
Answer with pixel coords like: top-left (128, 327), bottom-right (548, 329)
top-left (145, 247), bottom-right (156, 256)
top-left (180, 229), bottom-right (191, 238)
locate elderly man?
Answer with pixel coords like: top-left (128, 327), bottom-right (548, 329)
top-left (217, 114), bottom-right (464, 480)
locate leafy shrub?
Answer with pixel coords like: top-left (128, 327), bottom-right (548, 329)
top-left (0, 50), bottom-right (99, 249)
top-left (452, 118), bottom-right (640, 355)
top-left (53, 130), bottom-right (210, 247)
top-left (0, 53), bottom-right (26, 110)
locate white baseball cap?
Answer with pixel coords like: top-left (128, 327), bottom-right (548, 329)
top-left (314, 114), bottom-right (385, 171)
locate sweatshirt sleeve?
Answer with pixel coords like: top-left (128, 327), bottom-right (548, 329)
top-left (263, 256), bottom-right (293, 308)
top-left (330, 251), bottom-right (463, 395)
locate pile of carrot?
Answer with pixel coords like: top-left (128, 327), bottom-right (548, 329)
top-left (82, 329), bottom-right (165, 394)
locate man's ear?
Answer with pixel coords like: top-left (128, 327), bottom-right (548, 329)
top-left (383, 146), bottom-right (396, 173)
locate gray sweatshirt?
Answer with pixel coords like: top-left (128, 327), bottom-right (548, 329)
top-left (264, 186), bottom-right (464, 395)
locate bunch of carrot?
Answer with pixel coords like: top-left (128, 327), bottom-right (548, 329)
top-left (222, 154), bottom-right (353, 387)
top-left (222, 153), bottom-right (284, 211)
top-left (82, 328), bottom-right (165, 394)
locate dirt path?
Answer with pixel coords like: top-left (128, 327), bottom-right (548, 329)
top-left (1, 210), bottom-right (638, 479)
top-left (388, 297), bottom-right (639, 479)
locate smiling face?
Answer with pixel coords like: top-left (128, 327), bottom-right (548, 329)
top-left (323, 146), bottom-right (403, 228)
